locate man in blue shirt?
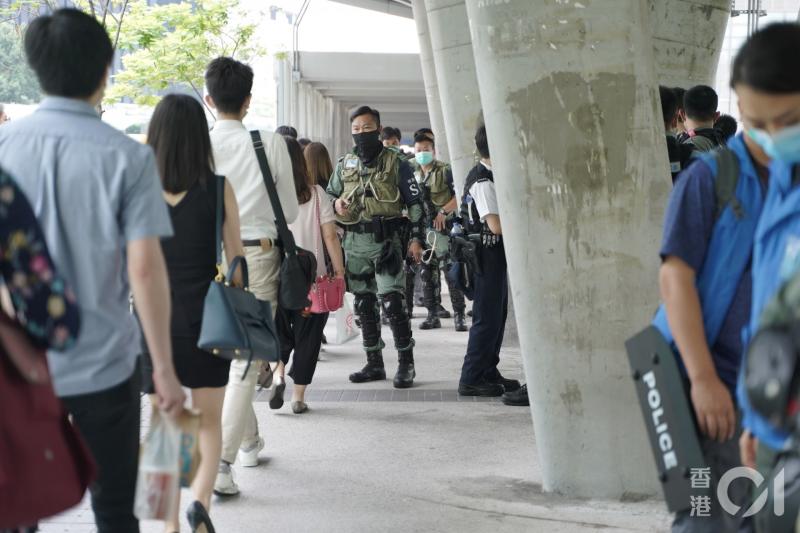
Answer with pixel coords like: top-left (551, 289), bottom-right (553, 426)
top-left (0, 10), bottom-right (184, 532)
top-left (729, 25), bottom-right (800, 530)
top-left (658, 127), bottom-right (768, 531)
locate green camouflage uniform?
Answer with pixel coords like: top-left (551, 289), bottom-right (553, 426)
top-left (327, 146), bottom-right (424, 383)
top-left (413, 160), bottom-right (466, 323)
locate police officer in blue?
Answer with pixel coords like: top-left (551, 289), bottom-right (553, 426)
top-left (729, 23), bottom-right (800, 532)
top-left (457, 125), bottom-right (521, 397)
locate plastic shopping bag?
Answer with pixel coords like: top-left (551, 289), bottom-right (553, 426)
top-left (334, 292), bottom-right (359, 345)
top-left (134, 407), bottom-right (181, 521)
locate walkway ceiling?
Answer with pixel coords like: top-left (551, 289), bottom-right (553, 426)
top-left (328, 0), bottom-right (413, 19)
top-left (296, 51), bottom-right (429, 140)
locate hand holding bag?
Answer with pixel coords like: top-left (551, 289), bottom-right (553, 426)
top-left (250, 131), bottom-right (316, 311)
top-left (197, 176), bottom-right (280, 379)
top-left (307, 188), bottom-right (345, 313)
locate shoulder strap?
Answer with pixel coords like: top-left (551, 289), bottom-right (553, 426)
top-left (712, 147), bottom-right (742, 220)
top-left (214, 175), bottom-right (224, 281)
top-left (250, 130), bottom-right (298, 255)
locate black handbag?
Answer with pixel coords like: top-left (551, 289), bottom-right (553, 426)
top-left (250, 130), bottom-right (316, 310)
top-left (197, 175), bottom-right (280, 378)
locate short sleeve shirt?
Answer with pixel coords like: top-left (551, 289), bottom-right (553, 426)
top-left (288, 186), bottom-right (336, 277)
top-left (660, 159), bottom-right (758, 391)
top-left (0, 97), bottom-right (173, 396)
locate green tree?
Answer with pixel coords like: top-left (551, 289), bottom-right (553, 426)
top-left (106, 0), bottom-right (260, 109)
top-left (0, 23), bottom-right (41, 103)
top-left (1, 0), bottom-right (261, 110)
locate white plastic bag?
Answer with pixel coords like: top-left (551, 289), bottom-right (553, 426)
top-left (134, 407), bottom-right (181, 521)
top-left (334, 292), bottom-right (359, 345)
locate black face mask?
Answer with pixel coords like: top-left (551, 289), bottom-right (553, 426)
top-left (353, 130), bottom-right (382, 163)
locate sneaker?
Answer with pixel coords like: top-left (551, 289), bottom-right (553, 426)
top-left (237, 436), bottom-right (265, 468)
top-left (213, 461), bottom-right (239, 496)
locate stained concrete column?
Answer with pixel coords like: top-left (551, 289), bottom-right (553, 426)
top-left (466, 0), bottom-right (670, 498)
top-left (411, 0), bottom-right (450, 163)
top-left (651, 0), bottom-right (731, 88)
top-left (426, 0), bottom-right (482, 195)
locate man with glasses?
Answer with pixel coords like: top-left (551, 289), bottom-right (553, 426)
top-left (327, 106), bottom-right (425, 388)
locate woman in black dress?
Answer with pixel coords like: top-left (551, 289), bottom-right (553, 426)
top-left (142, 94), bottom-right (244, 533)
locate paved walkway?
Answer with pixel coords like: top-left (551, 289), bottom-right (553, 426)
top-left (40, 304), bottom-right (671, 532)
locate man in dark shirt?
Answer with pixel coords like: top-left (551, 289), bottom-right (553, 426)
top-left (678, 85), bottom-right (725, 151)
top-left (660, 85), bottom-right (694, 183)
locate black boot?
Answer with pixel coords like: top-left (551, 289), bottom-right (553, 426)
top-left (420, 308), bottom-right (441, 330)
top-left (349, 351), bottom-right (386, 383)
top-left (394, 349), bottom-right (415, 388)
top-left (350, 293), bottom-right (385, 383)
top-left (454, 311), bottom-right (468, 332)
top-left (436, 304), bottom-right (451, 319)
top-left (382, 292), bottom-right (417, 388)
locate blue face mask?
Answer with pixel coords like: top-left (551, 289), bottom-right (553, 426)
top-left (748, 123), bottom-right (800, 164)
top-left (415, 151), bottom-right (434, 166)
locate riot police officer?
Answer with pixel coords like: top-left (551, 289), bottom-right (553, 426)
top-left (327, 106), bottom-right (425, 388)
top-left (412, 132), bottom-right (467, 331)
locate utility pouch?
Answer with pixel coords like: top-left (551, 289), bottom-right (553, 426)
top-left (372, 216), bottom-right (385, 242)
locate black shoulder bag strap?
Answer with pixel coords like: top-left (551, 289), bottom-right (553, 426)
top-left (250, 130), bottom-right (298, 257)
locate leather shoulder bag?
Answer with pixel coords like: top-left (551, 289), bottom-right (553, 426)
top-left (197, 175), bottom-right (280, 378)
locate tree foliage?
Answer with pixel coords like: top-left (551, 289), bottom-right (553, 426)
top-left (0, 23), bottom-right (40, 103)
top-left (1, 0), bottom-right (261, 108)
top-left (106, 0), bottom-right (260, 107)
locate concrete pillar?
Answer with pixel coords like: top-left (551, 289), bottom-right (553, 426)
top-left (651, 0), bottom-right (731, 88)
top-left (466, 0), bottom-right (670, 498)
top-left (426, 0), bottom-right (482, 196)
top-left (411, 0), bottom-right (450, 163)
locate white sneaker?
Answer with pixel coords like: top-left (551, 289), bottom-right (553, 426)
top-left (237, 436), bottom-right (265, 468)
top-left (213, 461), bottom-right (239, 496)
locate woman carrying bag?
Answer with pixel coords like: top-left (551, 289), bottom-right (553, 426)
top-left (141, 94), bottom-right (245, 533)
top-left (271, 137), bottom-right (345, 414)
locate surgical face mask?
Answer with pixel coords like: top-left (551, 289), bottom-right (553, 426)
top-left (748, 123), bottom-right (800, 165)
top-left (415, 151), bottom-right (434, 166)
top-left (353, 130), bottom-right (382, 162)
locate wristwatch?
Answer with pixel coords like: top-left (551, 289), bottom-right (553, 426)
top-left (438, 208), bottom-right (447, 216)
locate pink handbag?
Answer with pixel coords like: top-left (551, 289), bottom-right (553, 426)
top-left (307, 189), bottom-right (345, 314)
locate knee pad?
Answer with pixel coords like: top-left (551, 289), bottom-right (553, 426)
top-left (381, 292), bottom-right (406, 318)
top-left (354, 292), bottom-right (378, 317)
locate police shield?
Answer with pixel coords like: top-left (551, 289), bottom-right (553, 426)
top-left (625, 326), bottom-right (709, 512)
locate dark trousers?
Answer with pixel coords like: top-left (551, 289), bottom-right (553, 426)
top-left (460, 242), bottom-right (508, 385)
top-left (277, 307), bottom-right (329, 385)
top-left (61, 370), bottom-right (141, 533)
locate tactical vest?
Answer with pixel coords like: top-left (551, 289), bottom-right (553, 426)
top-left (652, 135), bottom-right (764, 352)
top-left (418, 160), bottom-right (452, 223)
top-left (337, 147), bottom-right (404, 224)
top-left (460, 163), bottom-right (495, 235)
